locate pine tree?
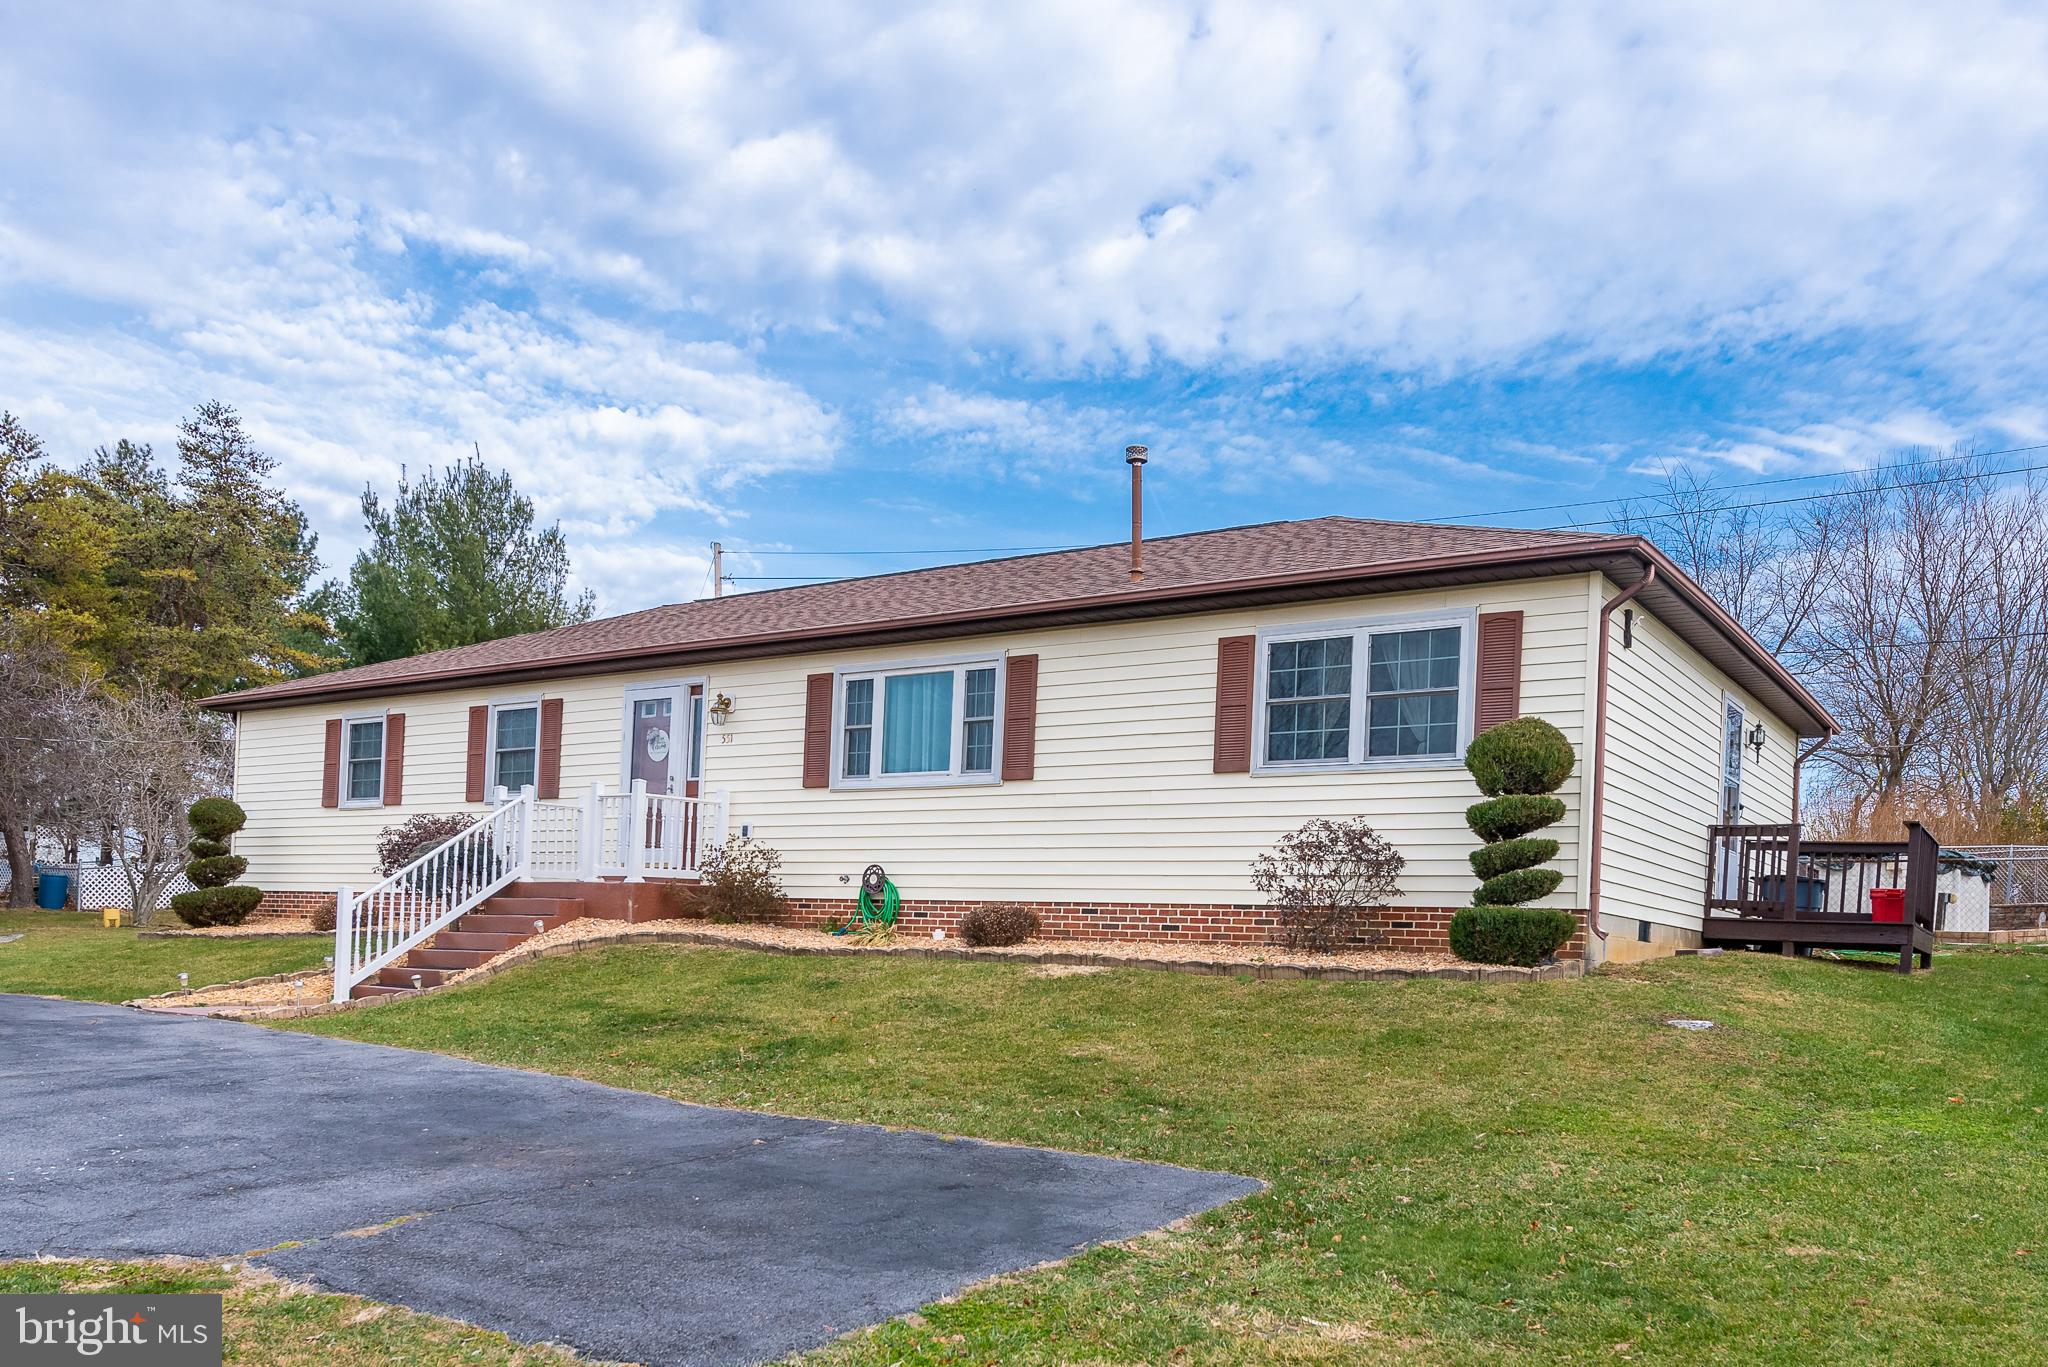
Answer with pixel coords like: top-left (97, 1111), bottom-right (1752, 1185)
top-left (331, 456), bottom-right (595, 666)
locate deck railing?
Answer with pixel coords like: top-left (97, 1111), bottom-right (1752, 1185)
top-left (333, 793), bottom-right (531, 1000)
top-left (1704, 820), bottom-right (1938, 929)
top-left (332, 782), bottom-right (731, 1000)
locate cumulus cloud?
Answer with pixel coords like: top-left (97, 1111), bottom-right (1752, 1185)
top-left (4, 0), bottom-right (2046, 597)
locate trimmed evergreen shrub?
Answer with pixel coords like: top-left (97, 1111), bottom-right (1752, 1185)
top-left (184, 854), bottom-right (249, 887)
top-left (312, 898), bottom-right (337, 934)
top-left (170, 798), bottom-right (261, 928)
top-left (1448, 906), bottom-right (1577, 966)
top-left (1463, 717), bottom-right (1575, 797)
top-left (1475, 866), bottom-right (1566, 907)
top-left (1469, 837), bottom-right (1561, 883)
top-left (958, 902), bottom-right (1042, 947)
top-left (170, 885), bottom-right (265, 928)
top-left (1454, 717), bottom-right (1576, 964)
top-left (186, 797), bottom-right (246, 843)
top-left (1465, 794), bottom-right (1568, 843)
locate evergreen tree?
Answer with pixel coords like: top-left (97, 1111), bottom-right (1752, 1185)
top-left (331, 456), bottom-right (595, 666)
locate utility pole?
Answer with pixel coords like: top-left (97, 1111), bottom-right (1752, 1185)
top-left (710, 541), bottom-right (723, 598)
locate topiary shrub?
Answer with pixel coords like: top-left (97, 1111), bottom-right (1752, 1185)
top-left (1448, 906), bottom-right (1577, 967)
top-left (1251, 816), bottom-right (1405, 952)
top-left (169, 885), bottom-right (265, 927)
top-left (186, 797), bottom-right (246, 843)
top-left (1465, 794), bottom-right (1568, 843)
top-left (673, 836), bottom-right (791, 924)
top-left (169, 798), bottom-right (262, 928)
top-left (1454, 717), bottom-right (1576, 963)
top-left (1463, 717), bottom-right (1575, 798)
top-left (957, 902), bottom-right (1041, 947)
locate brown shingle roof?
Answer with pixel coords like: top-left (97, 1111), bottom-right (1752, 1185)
top-left (201, 514), bottom-right (1829, 735)
top-left (207, 517), bottom-right (1611, 709)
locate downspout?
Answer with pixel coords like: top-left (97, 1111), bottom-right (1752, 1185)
top-left (1586, 563), bottom-right (1656, 945)
top-left (1792, 736), bottom-right (1829, 823)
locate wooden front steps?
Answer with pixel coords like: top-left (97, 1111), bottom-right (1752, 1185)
top-left (349, 894), bottom-right (585, 1001)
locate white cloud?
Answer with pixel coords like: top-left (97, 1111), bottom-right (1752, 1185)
top-left (4, 0), bottom-right (2048, 596)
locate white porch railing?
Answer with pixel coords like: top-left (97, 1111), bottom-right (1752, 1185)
top-left (332, 782), bottom-right (731, 1001)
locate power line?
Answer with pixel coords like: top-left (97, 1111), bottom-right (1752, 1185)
top-left (710, 441), bottom-right (2048, 562)
top-left (722, 455), bottom-right (2048, 588)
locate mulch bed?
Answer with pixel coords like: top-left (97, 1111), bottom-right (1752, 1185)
top-left (125, 917), bottom-right (1580, 1022)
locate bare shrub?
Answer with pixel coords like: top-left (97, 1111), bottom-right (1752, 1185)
top-left (957, 902), bottom-right (1041, 947)
top-left (1251, 818), bottom-right (1405, 953)
top-left (675, 836), bottom-right (790, 924)
top-left (375, 813), bottom-right (476, 876)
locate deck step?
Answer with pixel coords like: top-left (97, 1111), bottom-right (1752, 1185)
top-left (433, 930), bottom-right (525, 952)
top-left (456, 912), bottom-right (569, 935)
top-left (350, 983), bottom-right (416, 1000)
top-left (403, 946), bottom-right (494, 971)
top-left (379, 964), bottom-right (456, 988)
top-left (482, 896), bottom-right (586, 918)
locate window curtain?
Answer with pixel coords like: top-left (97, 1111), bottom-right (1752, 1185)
top-left (883, 671), bottom-right (953, 773)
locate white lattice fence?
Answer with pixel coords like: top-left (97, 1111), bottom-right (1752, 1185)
top-left (75, 865), bottom-right (194, 911)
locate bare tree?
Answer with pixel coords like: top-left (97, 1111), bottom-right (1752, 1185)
top-left (73, 685), bottom-right (230, 924)
top-left (1940, 475), bottom-right (2048, 836)
top-left (1618, 448), bottom-right (2048, 841)
top-left (0, 634), bottom-right (93, 906)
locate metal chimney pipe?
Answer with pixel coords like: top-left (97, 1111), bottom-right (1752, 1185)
top-left (1125, 445), bottom-right (1148, 582)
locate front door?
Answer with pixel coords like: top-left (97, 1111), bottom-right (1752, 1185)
top-left (623, 684), bottom-right (706, 868)
top-left (1715, 698), bottom-right (1746, 901)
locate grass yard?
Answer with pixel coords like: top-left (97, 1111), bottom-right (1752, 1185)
top-left (0, 909), bottom-right (327, 1003)
top-left (0, 1258), bottom-right (591, 1366)
top-left (280, 941), bottom-right (2048, 1365)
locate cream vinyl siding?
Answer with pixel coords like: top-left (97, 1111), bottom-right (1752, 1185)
top-left (1596, 579), bottom-right (1799, 934)
top-left (230, 577), bottom-right (1595, 905)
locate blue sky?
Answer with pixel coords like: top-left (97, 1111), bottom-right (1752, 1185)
top-left (4, 2), bottom-right (2046, 610)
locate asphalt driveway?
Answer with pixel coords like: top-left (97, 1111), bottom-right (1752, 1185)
top-left (0, 994), bottom-right (1257, 1366)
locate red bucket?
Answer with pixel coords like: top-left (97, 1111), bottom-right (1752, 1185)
top-left (1870, 888), bottom-right (1905, 923)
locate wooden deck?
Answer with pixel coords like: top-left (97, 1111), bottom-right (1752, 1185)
top-left (1699, 821), bottom-right (1939, 972)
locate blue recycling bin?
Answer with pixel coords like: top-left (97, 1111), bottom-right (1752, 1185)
top-left (35, 869), bottom-right (70, 910)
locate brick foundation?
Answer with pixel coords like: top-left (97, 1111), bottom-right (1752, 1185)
top-left (785, 896), bottom-right (1588, 959)
top-left (253, 890), bottom-right (337, 922)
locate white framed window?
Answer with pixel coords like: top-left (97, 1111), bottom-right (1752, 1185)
top-left (1254, 612), bottom-right (1475, 772)
top-left (490, 700), bottom-right (540, 793)
top-left (833, 653), bottom-right (1004, 787)
top-left (341, 714), bottom-right (386, 806)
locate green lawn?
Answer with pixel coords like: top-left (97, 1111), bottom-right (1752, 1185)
top-left (0, 1258), bottom-right (589, 1366)
top-left (275, 941), bottom-right (2048, 1365)
top-left (0, 909), bottom-right (328, 1003)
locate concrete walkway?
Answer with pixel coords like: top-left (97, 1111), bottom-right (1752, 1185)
top-left (0, 994), bottom-right (1257, 1366)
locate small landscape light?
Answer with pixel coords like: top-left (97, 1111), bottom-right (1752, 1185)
top-left (324, 955), bottom-right (334, 970)
top-left (177, 972), bottom-right (188, 988)
top-left (933, 928), bottom-right (944, 940)
top-left (411, 973), bottom-right (423, 990)
top-left (534, 919), bottom-right (545, 933)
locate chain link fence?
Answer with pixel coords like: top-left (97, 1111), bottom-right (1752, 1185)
top-left (1948, 845), bottom-right (2048, 906)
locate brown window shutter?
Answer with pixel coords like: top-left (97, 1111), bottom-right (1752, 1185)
top-left (465, 705), bottom-right (489, 802)
top-left (1213, 634), bottom-right (1256, 773)
top-left (382, 712), bottom-right (406, 806)
top-left (1475, 610), bottom-right (1525, 732)
top-left (1001, 654), bottom-right (1039, 780)
top-left (321, 719), bottom-right (342, 808)
top-left (538, 697), bottom-right (564, 798)
top-left (802, 672), bottom-right (834, 788)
